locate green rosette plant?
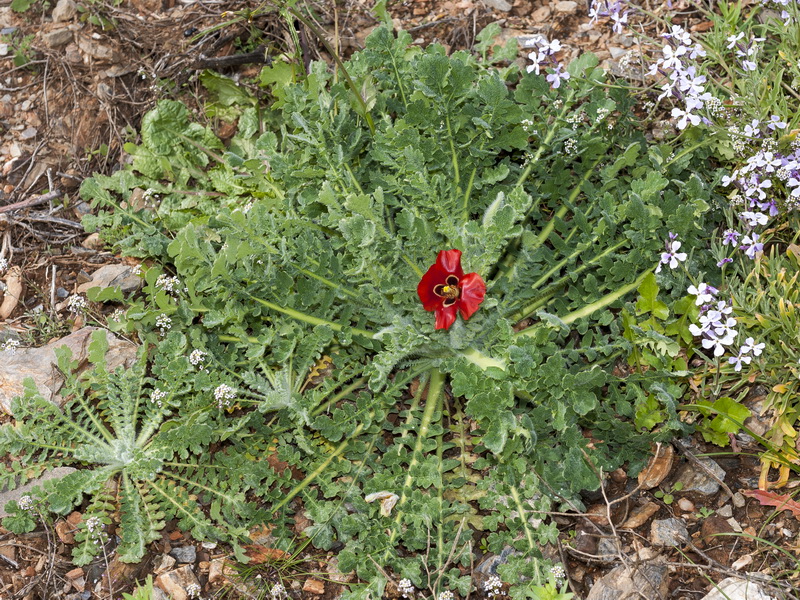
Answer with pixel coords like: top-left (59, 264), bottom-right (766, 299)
top-left (73, 23), bottom-right (723, 596)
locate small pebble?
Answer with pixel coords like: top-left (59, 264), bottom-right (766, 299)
top-left (732, 492), bottom-right (745, 508)
top-left (677, 498), bottom-right (694, 512)
top-left (717, 505), bottom-right (733, 518)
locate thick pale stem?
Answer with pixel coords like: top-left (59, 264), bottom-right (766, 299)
top-left (460, 347), bottom-right (506, 372)
top-left (514, 269), bottom-right (652, 338)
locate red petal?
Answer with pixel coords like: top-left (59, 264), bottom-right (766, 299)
top-left (435, 304), bottom-right (459, 330)
top-left (458, 272), bottom-right (486, 320)
top-left (436, 249), bottom-right (464, 278)
top-left (417, 263), bottom-right (448, 312)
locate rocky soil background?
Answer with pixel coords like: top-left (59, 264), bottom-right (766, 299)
top-left (0, 0), bottom-right (798, 599)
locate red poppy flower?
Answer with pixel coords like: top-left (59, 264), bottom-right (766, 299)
top-left (417, 249), bottom-right (486, 330)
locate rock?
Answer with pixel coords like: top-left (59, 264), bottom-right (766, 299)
top-left (717, 504), bottom-right (733, 518)
top-left (482, 0), bottom-right (512, 11)
top-left (621, 501), bottom-right (660, 529)
top-left (674, 457), bottom-right (727, 495)
top-left (0, 327), bottom-right (138, 414)
top-left (325, 556), bottom-right (354, 584)
top-left (701, 516), bottom-right (734, 545)
top-left (65, 567), bottom-right (85, 592)
top-left (732, 492), bottom-right (746, 508)
top-left (76, 264), bottom-right (142, 295)
top-left (531, 5), bottom-right (551, 21)
top-left (170, 546), bottom-right (197, 564)
top-left (638, 445), bottom-right (674, 489)
top-left (52, 0), bottom-right (77, 22)
top-left (303, 578), bottom-right (325, 595)
top-left (20, 127), bottom-right (37, 140)
top-left (153, 554), bottom-right (176, 575)
top-left (609, 46), bottom-right (628, 60)
top-left (0, 467), bottom-right (76, 517)
top-left (699, 577), bottom-right (777, 600)
top-left (76, 36), bottom-right (116, 62)
top-left (43, 28), bottom-right (73, 49)
top-left (677, 498), bottom-right (695, 513)
top-left (597, 537), bottom-right (619, 562)
top-left (56, 520), bottom-right (77, 544)
top-left (475, 545), bottom-right (518, 576)
top-left (650, 518), bottom-right (689, 547)
top-left (554, 1), bottom-right (579, 14)
top-left (208, 558), bottom-right (227, 584)
top-left (155, 565), bottom-right (200, 600)
top-left (586, 561), bottom-right (669, 600)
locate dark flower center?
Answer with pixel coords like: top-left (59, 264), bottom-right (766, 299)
top-left (433, 275), bottom-right (460, 306)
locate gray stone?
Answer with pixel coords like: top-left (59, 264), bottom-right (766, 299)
top-left (169, 545), bottom-right (197, 564)
top-left (0, 327), bottom-right (138, 415)
top-left (475, 545), bottom-right (518, 576)
top-left (674, 457), bottom-right (727, 495)
top-left (482, 0), bottom-right (512, 11)
top-left (555, 1), bottom-right (579, 13)
top-left (700, 576), bottom-right (776, 600)
top-left (43, 28), bottom-right (73, 49)
top-left (52, 0), bottom-right (77, 22)
top-left (732, 492), bottom-right (746, 508)
top-left (650, 518), bottom-right (689, 547)
top-left (597, 537), bottom-right (619, 562)
top-left (0, 467), bottom-right (76, 517)
top-left (587, 561), bottom-right (669, 600)
top-left (76, 264), bottom-right (143, 295)
top-left (717, 504), bottom-right (733, 518)
top-left (609, 46), bottom-right (628, 60)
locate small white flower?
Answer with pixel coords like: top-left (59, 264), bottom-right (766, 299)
top-left (438, 592), bottom-right (454, 600)
top-left (0, 257), bottom-right (7, 272)
top-left (18, 495), bottom-right (34, 511)
top-left (186, 583), bottom-right (202, 599)
top-left (156, 274), bottom-right (181, 294)
top-left (270, 583), bottom-right (287, 599)
top-left (155, 314), bottom-right (172, 334)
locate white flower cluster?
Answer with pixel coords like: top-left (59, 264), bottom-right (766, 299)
top-left (0, 257), bottom-right (7, 272)
top-left (189, 349), bottom-right (207, 366)
top-left (484, 574), bottom-right (505, 597)
top-left (398, 578), bottom-right (415, 599)
top-left (18, 495), bottom-right (34, 511)
top-left (438, 592), bottom-right (454, 600)
top-left (150, 388), bottom-right (167, 408)
top-left (66, 294), bottom-right (88, 314)
top-left (85, 516), bottom-right (108, 544)
top-left (155, 314), bottom-right (172, 335)
top-left (156, 274), bottom-right (182, 295)
top-left (214, 384), bottom-right (236, 409)
top-left (270, 582), bottom-right (287, 599)
top-left (1, 339), bottom-right (20, 354)
top-left (186, 583), bottom-right (202, 598)
top-left (550, 564), bottom-right (566, 582)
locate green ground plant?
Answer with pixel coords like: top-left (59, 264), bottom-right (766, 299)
top-left (3, 21), bottom-right (726, 598)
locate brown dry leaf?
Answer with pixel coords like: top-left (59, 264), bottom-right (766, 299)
top-left (742, 489), bottom-right (800, 518)
top-left (243, 544), bottom-right (290, 563)
top-left (637, 444), bottom-right (674, 490)
top-left (0, 266), bottom-right (23, 320)
top-left (690, 21), bottom-right (714, 32)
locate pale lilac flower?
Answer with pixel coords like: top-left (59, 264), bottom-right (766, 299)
top-left (722, 229), bottom-right (741, 246)
top-left (726, 32), bottom-right (745, 49)
top-left (739, 211), bottom-right (768, 228)
top-left (728, 351), bottom-right (752, 372)
top-left (672, 107), bottom-right (700, 129)
top-left (656, 236), bottom-right (688, 273)
top-left (741, 337), bottom-right (765, 356)
top-left (546, 65), bottom-right (571, 89)
top-left (740, 233), bottom-right (763, 258)
top-left (768, 115), bottom-right (787, 130)
top-left (687, 282), bottom-right (718, 306)
top-left (718, 257), bottom-right (733, 266)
